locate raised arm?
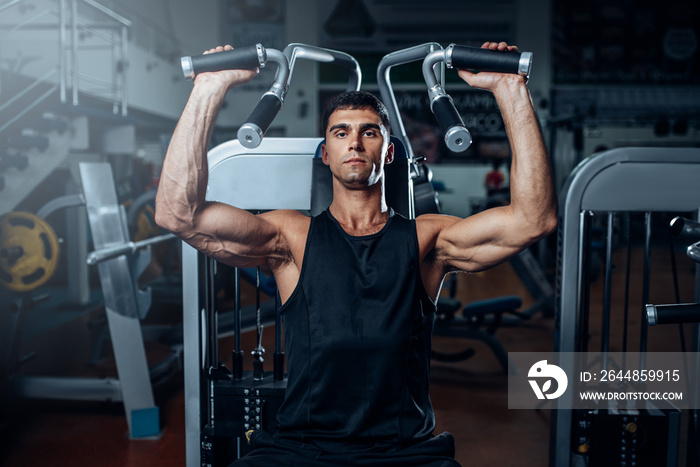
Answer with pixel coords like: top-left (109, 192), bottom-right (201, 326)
top-left (423, 42), bottom-right (557, 275)
top-left (155, 46), bottom-right (288, 268)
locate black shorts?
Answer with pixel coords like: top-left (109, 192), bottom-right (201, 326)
top-left (230, 431), bottom-right (461, 467)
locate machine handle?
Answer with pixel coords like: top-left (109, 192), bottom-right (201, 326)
top-left (283, 43), bottom-right (362, 91)
top-left (237, 94), bottom-right (283, 148)
top-left (422, 44), bottom-right (533, 153)
top-left (670, 216), bottom-right (700, 242)
top-left (688, 241), bottom-right (700, 263)
top-left (234, 48), bottom-right (290, 149)
top-left (448, 44), bottom-right (532, 78)
top-left (431, 95), bottom-right (472, 152)
top-left (180, 44), bottom-right (266, 80)
top-left (646, 303), bottom-right (700, 326)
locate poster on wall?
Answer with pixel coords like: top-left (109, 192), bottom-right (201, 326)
top-left (553, 1), bottom-right (699, 85)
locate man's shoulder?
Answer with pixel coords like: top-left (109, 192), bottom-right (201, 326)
top-left (415, 213), bottom-right (460, 234)
top-left (260, 209), bottom-right (310, 226)
top-left (414, 213), bottom-right (458, 255)
top-left (261, 209), bottom-right (311, 243)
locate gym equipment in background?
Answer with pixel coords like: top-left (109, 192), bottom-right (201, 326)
top-left (645, 215), bottom-right (700, 466)
top-left (0, 212), bottom-right (60, 292)
top-left (552, 147), bottom-right (700, 467)
top-left (0, 163), bottom-right (180, 439)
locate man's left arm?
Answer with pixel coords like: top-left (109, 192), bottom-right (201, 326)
top-left (429, 42), bottom-right (558, 273)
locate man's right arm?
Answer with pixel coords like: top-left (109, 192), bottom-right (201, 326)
top-left (155, 46), bottom-right (284, 268)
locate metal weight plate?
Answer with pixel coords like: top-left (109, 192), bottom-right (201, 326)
top-left (0, 211), bottom-right (60, 292)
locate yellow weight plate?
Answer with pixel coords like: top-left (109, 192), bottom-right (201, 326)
top-left (133, 204), bottom-right (160, 242)
top-left (0, 211), bottom-right (60, 292)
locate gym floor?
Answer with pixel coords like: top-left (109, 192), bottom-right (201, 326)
top-left (1, 244), bottom-right (695, 466)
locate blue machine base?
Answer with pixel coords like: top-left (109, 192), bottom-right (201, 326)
top-left (130, 406), bottom-right (161, 439)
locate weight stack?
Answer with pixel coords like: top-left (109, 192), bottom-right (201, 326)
top-left (572, 405), bottom-right (681, 467)
top-left (203, 371), bottom-right (287, 466)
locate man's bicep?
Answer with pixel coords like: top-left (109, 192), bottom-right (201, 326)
top-left (183, 201), bottom-right (282, 267)
top-left (435, 207), bottom-right (529, 272)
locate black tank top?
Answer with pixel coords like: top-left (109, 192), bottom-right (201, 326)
top-left (275, 209), bottom-right (437, 450)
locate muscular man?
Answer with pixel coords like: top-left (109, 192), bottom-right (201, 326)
top-left (156, 42), bottom-right (557, 467)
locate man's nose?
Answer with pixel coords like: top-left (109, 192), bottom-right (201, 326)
top-left (349, 132), bottom-right (363, 151)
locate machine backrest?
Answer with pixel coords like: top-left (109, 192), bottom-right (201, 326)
top-left (206, 137), bottom-right (323, 211)
top-left (310, 136), bottom-right (411, 217)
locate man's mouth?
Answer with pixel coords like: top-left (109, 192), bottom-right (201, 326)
top-left (344, 157), bottom-right (366, 165)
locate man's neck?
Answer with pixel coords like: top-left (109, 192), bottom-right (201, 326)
top-left (328, 185), bottom-right (389, 236)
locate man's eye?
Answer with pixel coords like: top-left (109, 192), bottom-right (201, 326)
top-left (364, 131), bottom-right (376, 137)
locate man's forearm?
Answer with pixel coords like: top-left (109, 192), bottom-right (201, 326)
top-left (156, 79), bottom-right (229, 232)
top-left (496, 79), bottom-right (557, 234)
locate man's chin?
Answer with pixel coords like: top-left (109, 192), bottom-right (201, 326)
top-left (341, 176), bottom-right (383, 190)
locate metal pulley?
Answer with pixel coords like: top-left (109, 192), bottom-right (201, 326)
top-left (0, 211), bottom-right (60, 292)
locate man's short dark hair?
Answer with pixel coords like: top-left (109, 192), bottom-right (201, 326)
top-left (322, 91), bottom-right (391, 135)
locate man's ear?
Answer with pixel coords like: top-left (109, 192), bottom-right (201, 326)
top-left (321, 144), bottom-right (329, 166)
top-left (384, 142), bottom-right (395, 165)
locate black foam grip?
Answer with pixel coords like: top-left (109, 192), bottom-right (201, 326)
top-left (652, 303), bottom-right (700, 325)
top-left (246, 94), bottom-right (282, 135)
top-left (431, 95), bottom-right (464, 134)
top-left (189, 45), bottom-right (261, 75)
top-left (670, 216), bottom-right (700, 243)
top-left (451, 45), bottom-right (522, 74)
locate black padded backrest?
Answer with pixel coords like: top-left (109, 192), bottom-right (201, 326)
top-left (311, 136), bottom-right (411, 218)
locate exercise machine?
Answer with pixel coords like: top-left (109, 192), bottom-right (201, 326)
top-left (178, 41), bottom-right (537, 465)
top-left (646, 215), bottom-right (700, 466)
top-left (0, 162), bottom-right (181, 439)
top-left (553, 147), bottom-right (700, 466)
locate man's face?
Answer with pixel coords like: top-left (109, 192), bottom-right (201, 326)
top-left (322, 108), bottom-right (393, 189)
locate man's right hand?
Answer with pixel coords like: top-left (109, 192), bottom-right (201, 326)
top-left (456, 41), bottom-right (524, 94)
top-left (196, 45), bottom-right (259, 90)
